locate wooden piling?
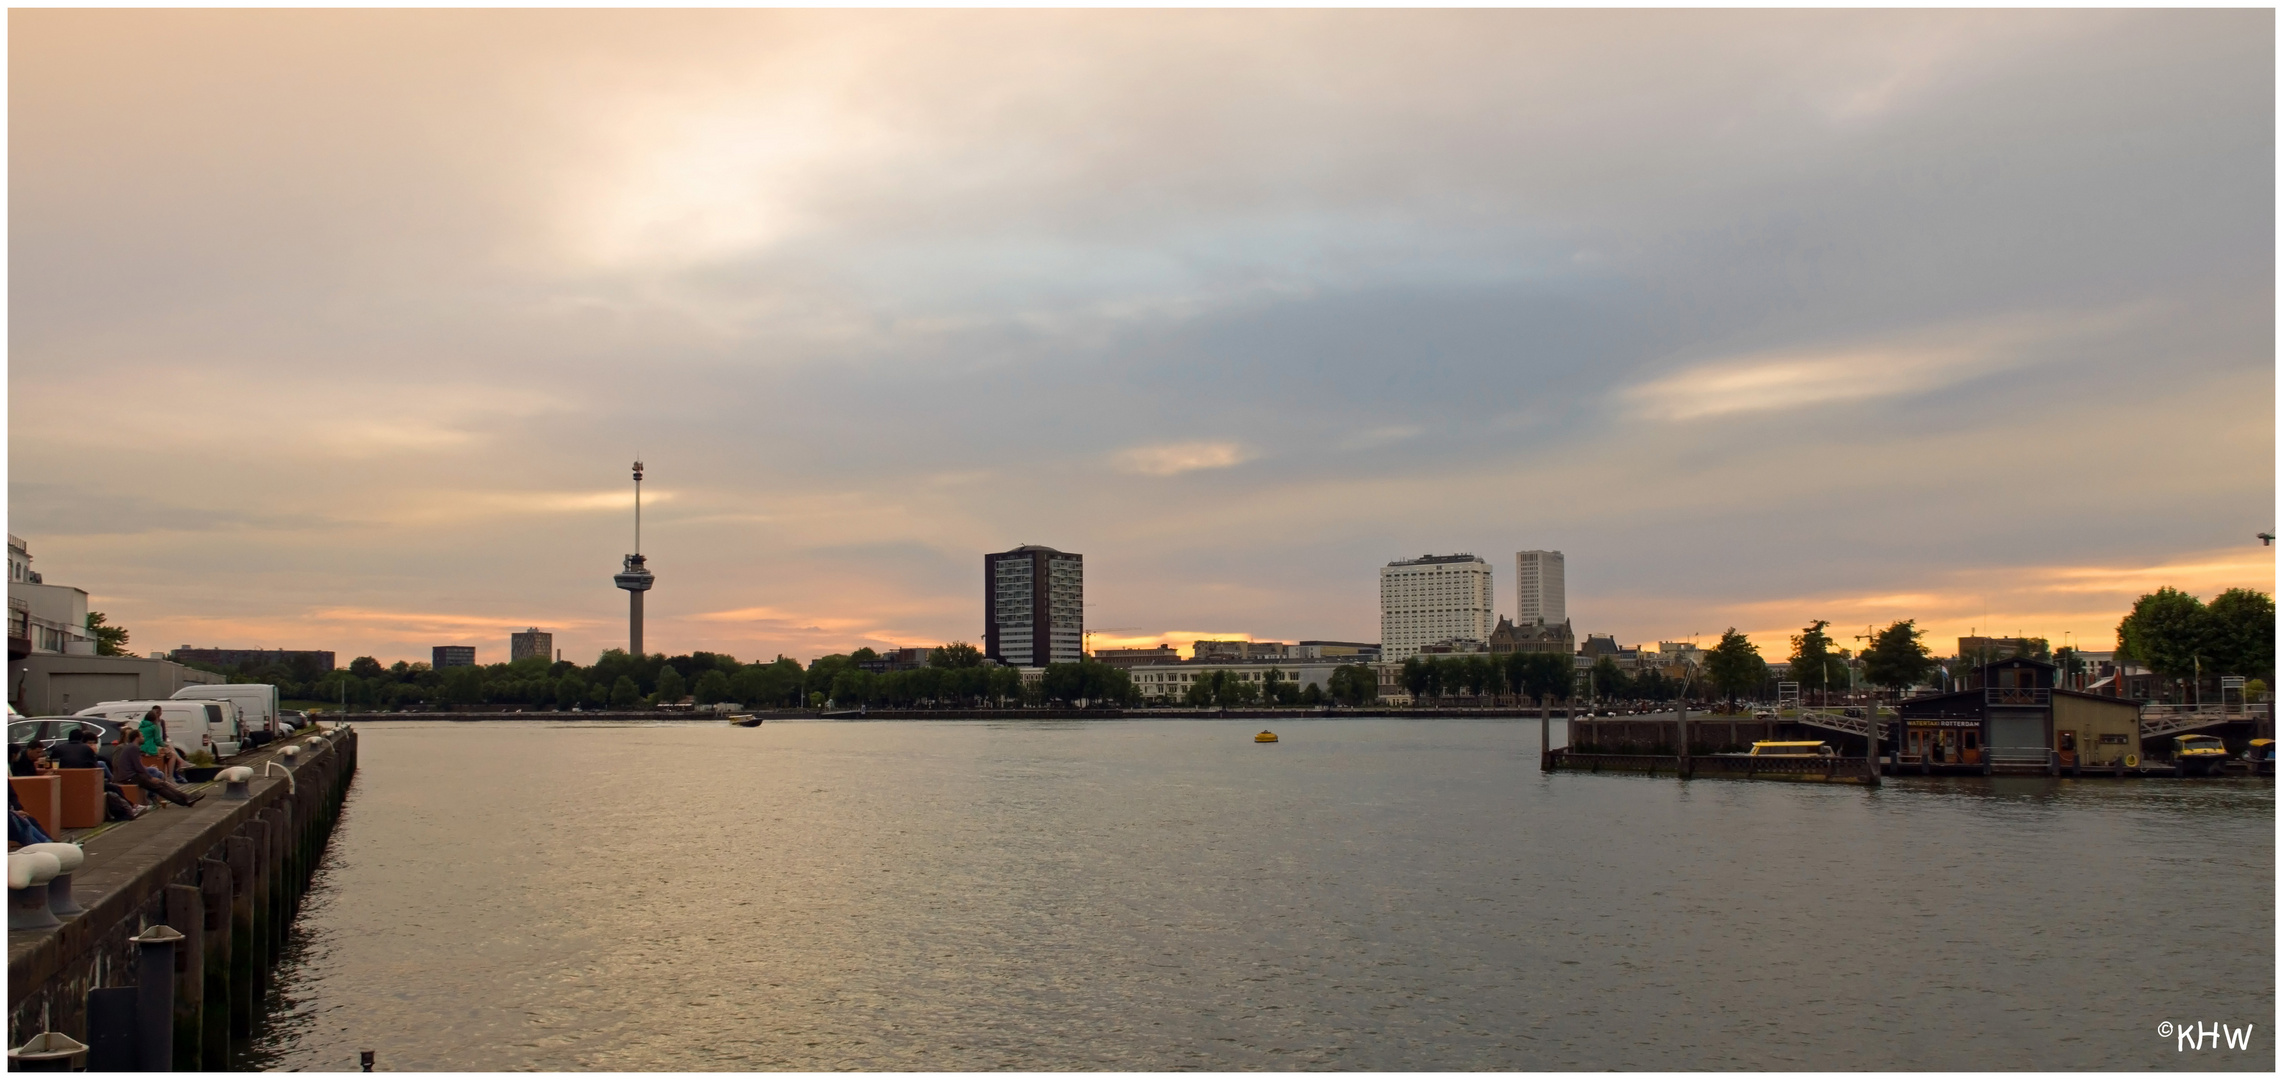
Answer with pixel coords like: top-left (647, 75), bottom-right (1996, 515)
top-left (226, 835), bottom-right (257, 1038)
top-left (200, 858), bottom-right (233, 1069)
top-left (165, 884), bottom-right (205, 1070)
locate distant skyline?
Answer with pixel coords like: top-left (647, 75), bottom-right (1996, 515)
top-left (10, 10), bottom-right (2274, 667)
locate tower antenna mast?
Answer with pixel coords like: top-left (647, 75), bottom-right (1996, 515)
top-left (613, 459), bottom-right (655, 655)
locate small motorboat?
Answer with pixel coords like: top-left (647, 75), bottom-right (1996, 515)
top-left (1255, 731), bottom-right (1278, 743)
top-left (730, 715), bottom-right (763, 727)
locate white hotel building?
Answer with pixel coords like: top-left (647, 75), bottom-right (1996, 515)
top-left (1515, 549), bottom-right (1565, 625)
top-left (1378, 553), bottom-right (1494, 662)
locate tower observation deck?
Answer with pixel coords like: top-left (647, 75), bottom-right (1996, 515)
top-left (614, 460), bottom-right (654, 655)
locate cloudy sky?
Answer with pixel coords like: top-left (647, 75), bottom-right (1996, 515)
top-left (10, 9), bottom-right (2275, 667)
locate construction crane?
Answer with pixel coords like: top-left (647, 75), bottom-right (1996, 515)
top-left (1084, 627), bottom-right (1141, 657)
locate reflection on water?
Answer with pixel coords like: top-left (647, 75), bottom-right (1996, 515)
top-left (253, 719), bottom-right (2271, 1071)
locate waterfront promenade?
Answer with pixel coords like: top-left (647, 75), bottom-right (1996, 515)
top-left (7, 725), bottom-right (358, 1067)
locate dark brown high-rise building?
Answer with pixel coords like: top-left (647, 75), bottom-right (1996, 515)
top-left (984, 545), bottom-right (1083, 667)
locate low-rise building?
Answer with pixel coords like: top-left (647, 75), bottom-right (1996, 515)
top-left (856, 647), bottom-right (936, 673)
top-left (1129, 657), bottom-right (1375, 703)
top-left (10, 653), bottom-right (225, 716)
top-left (1296, 640), bottom-right (1379, 660)
top-left (432, 646), bottom-right (477, 668)
top-left (5, 535), bottom-right (240, 714)
top-left (171, 647), bottom-right (338, 672)
top-left (1092, 645), bottom-right (1180, 669)
top-left (8, 535), bottom-right (93, 660)
top-left (1489, 617), bottom-right (1573, 655)
top-left (1895, 657), bottom-right (2141, 770)
top-left (1191, 639), bottom-right (1295, 661)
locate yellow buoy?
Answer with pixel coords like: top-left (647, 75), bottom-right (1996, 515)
top-left (1255, 731), bottom-right (1278, 743)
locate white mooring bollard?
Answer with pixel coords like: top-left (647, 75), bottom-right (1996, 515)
top-left (15, 843), bottom-right (84, 917)
top-left (8, 851), bottom-right (63, 930)
top-left (218, 765), bottom-right (256, 800)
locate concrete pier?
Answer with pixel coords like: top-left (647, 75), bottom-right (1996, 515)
top-left (7, 725), bottom-right (358, 1064)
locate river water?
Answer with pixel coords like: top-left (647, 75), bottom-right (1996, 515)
top-left (248, 718), bottom-right (2271, 1070)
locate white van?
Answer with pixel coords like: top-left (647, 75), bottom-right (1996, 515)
top-left (173, 684), bottom-right (281, 742)
top-left (76, 699), bottom-right (244, 759)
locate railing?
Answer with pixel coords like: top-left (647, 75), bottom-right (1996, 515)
top-left (1792, 707), bottom-right (1893, 740)
top-left (2140, 703), bottom-right (2268, 739)
top-left (1984, 687), bottom-right (2051, 706)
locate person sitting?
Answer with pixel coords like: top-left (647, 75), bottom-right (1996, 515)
top-left (51, 730), bottom-right (140, 820)
top-left (110, 738), bottom-right (199, 808)
top-left (48, 729), bottom-right (100, 771)
top-left (9, 743), bottom-right (44, 777)
top-left (134, 708), bottom-right (191, 782)
top-left (8, 785), bottom-right (54, 847)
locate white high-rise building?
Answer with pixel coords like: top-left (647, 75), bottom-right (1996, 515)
top-left (1515, 550), bottom-right (1565, 626)
top-left (1379, 554), bottom-right (1494, 662)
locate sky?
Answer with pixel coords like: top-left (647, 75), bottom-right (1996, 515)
top-left (8, 9), bottom-right (2276, 668)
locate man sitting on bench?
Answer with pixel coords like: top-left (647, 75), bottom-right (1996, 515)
top-left (110, 736), bottom-right (200, 808)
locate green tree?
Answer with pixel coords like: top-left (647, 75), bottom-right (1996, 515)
top-left (1400, 658), bottom-right (1430, 702)
top-left (609, 676), bottom-right (641, 709)
top-left (1588, 655), bottom-right (1627, 702)
top-left (2204, 588), bottom-right (2275, 680)
top-left (556, 675), bottom-right (588, 708)
top-left (1328, 664), bottom-right (1378, 706)
top-left (654, 665), bottom-right (688, 703)
top-left (2117, 587), bottom-right (2208, 678)
top-left (805, 654), bottom-right (854, 700)
top-left (931, 642), bottom-right (984, 668)
top-left (85, 611), bottom-right (130, 657)
top-left (828, 668), bottom-right (874, 706)
top-left (1299, 682), bottom-right (1326, 707)
top-left (1787, 620), bottom-right (1847, 700)
top-left (441, 665), bottom-right (486, 706)
top-left (349, 656), bottom-right (386, 679)
top-left (1861, 619), bottom-right (1935, 692)
top-left (1704, 628), bottom-right (1767, 705)
top-left (693, 669), bottom-right (731, 705)
top-left (1515, 652), bottom-right (1571, 706)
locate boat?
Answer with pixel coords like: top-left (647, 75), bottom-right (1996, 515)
top-left (2175, 734), bottom-right (2228, 776)
top-left (1255, 731), bottom-right (1278, 743)
top-left (730, 715), bottom-right (762, 727)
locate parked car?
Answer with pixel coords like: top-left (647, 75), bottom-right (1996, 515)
top-left (9, 716), bottom-right (134, 757)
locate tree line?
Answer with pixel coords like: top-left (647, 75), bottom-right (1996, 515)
top-left (170, 585), bottom-right (2271, 712)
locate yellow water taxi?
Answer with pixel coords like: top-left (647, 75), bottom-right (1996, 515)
top-left (2175, 734), bottom-right (2229, 775)
top-left (1255, 731), bottom-right (1278, 743)
top-left (1748, 740), bottom-right (1834, 757)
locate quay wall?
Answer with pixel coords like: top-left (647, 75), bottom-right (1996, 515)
top-left (7, 725), bottom-right (359, 1063)
top-left (1570, 716), bottom-right (1837, 754)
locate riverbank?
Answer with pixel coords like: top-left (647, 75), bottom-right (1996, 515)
top-left (7, 725), bottom-right (358, 1068)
